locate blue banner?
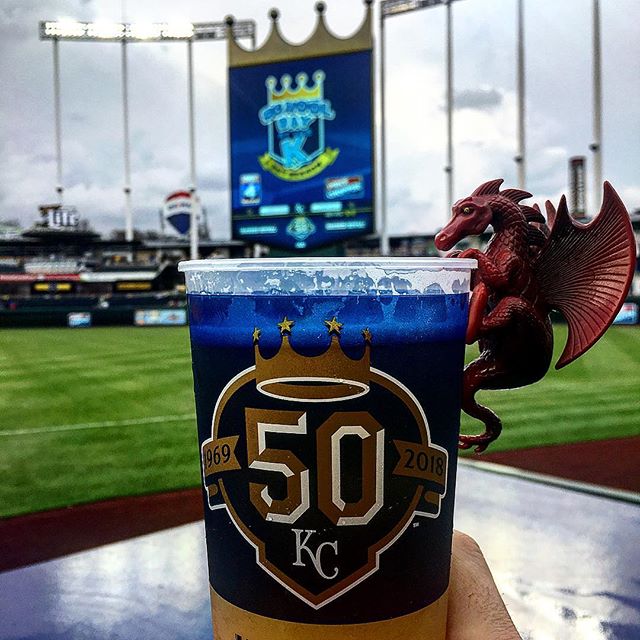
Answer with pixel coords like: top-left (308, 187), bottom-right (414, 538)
top-left (134, 309), bottom-right (187, 326)
top-left (229, 50), bottom-right (374, 251)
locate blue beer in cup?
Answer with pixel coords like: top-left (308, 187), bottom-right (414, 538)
top-left (179, 257), bottom-right (475, 640)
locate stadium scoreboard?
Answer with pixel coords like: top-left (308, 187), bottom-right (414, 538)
top-left (228, 7), bottom-right (375, 252)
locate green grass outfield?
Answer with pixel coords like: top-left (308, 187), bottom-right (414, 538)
top-left (1, 325), bottom-right (638, 518)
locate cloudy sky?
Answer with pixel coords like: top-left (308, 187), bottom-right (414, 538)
top-left (0, 0), bottom-right (638, 238)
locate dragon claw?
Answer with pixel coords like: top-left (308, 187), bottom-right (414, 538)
top-left (458, 433), bottom-right (495, 453)
top-left (457, 248), bottom-right (480, 260)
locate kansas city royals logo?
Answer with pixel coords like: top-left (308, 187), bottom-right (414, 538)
top-left (258, 71), bottom-right (340, 182)
top-left (201, 319), bottom-right (449, 608)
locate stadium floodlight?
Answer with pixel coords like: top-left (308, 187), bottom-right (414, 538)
top-left (43, 20), bottom-right (86, 38)
top-left (381, 0), bottom-right (459, 18)
top-left (127, 22), bottom-right (164, 41)
top-left (193, 21), bottom-right (254, 42)
top-left (381, 0), bottom-right (420, 17)
top-left (161, 22), bottom-right (195, 39)
top-left (40, 19), bottom-right (254, 42)
top-left (86, 21), bottom-right (125, 40)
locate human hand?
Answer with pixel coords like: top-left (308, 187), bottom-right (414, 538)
top-left (446, 531), bottom-right (521, 640)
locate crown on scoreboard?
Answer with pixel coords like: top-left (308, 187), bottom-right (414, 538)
top-left (253, 317), bottom-right (372, 402)
top-left (265, 72), bottom-right (324, 103)
top-left (226, 2), bottom-right (373, 68)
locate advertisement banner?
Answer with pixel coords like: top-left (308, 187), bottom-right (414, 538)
top-left (115, 281), bottom-right (153, 292)
top-left (134, 309), bottom-right (187, 326)
top-left (613, 302), bottom-right (638, 325)
top-left (229, 49), bottom-right (374, 251)
top-left (68, 312), bottom-right (91, 328)
top-left (32, 281), bottom-right (74, 294)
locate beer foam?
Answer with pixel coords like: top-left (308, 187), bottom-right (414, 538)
top-left (179, 258), bottom-right (476, 296)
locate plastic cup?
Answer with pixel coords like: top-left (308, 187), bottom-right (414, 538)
top-left (179, 257), bottom-right (475, 640)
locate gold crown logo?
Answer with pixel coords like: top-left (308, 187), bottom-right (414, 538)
top-left (265, 71), bottom-right (324, 103)
top-left (253, 317), bottom-right (372, 402)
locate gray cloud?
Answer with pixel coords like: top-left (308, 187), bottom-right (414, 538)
top-left (68, 112), bottom-right (88, 123)
top-left (454, 87), bottom-right (503, 111)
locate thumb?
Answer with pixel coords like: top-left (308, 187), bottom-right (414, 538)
top-left (446, 531), bottom-right (521, 640)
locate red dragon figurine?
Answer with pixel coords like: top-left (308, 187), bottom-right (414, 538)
top-left (435, 179), bottom-right (636, 452)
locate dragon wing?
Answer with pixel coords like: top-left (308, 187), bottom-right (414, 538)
top-left (534, 182), bottom-right (636, 369)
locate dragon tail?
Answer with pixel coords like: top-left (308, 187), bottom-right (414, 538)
top-left (534, 182), bottom-right (636, 369)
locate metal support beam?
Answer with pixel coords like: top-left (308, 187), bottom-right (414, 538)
top-left (121, 40), bottom-right (133, 244)
top-left (52, 38), bottom-right (64, 202)
top-left (187, 39), bottom-right (199, 261)
top-left (516, 0), bottom-right (526, 190)
top-left (445, 0), bottom-right (454, 213)
top-left (591, 0), bottom-right (603, 211)
top-left (379, 10), bottom-right (390, 256)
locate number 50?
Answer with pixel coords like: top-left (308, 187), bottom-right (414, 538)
top-left (245, 409), bottom-right (385, 527)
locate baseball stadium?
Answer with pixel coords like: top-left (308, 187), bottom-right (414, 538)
top-left (1, 1), bottom-right (639, 639)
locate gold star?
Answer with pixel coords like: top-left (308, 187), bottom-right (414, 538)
top-left (252, 327), bottom-right (261, 343)
top-left (362, 328), bottom-right (372, 343)
top-left (277, 317), bottom-right (295, 335)
top-left (324, 316), bottom-right (343, 335)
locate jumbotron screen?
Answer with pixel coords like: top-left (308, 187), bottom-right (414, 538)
top-left (229, 50), bottom-right (374, 251)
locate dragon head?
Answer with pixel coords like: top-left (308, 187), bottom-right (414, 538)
top-left (435, 195), bottom-right (494, 251)
top-left (435, 179), bottom-right (532, 251)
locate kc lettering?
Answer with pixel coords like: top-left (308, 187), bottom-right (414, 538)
top-left (292, 529), bottom-right (339, 580)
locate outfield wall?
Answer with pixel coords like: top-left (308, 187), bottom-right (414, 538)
top-left (1, 296), bottom-right (638, 329)
top-left (0, 293), bottom-right (186, 328)
top-left (0, 308), bottom-right (137, 328)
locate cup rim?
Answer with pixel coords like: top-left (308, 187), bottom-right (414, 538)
top-left (178, 257), bottom-right (477, 273)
